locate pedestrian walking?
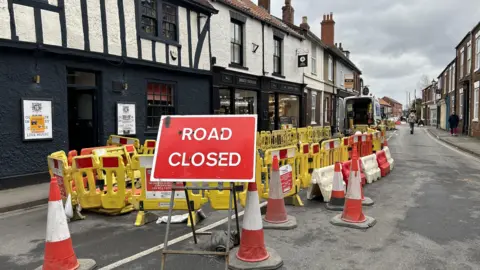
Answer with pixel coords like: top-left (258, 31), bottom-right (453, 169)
top-left (408, 110), bottom-right (416, 134)
top-left (448, 111), bottom-right (460, 136)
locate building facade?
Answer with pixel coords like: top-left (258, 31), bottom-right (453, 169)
top-left (209, 0), bottom-right (306, 131)
top-left (0, 0), bottom-right (216, 187)
top-left (378, 98), bottom-right (392, 118)
top-left (382, 96), bottom-right (403, 117)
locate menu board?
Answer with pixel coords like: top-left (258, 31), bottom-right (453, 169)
top-left (116, 102), bottom-right (136, 135)
top-left (22, 99), bottom-right (53, 141)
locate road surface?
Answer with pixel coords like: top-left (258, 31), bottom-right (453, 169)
top-left (1, 124), bottom-right (480, 270)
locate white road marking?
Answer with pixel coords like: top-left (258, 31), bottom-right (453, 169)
top-left (98, 201), bottom-right (268, 270)
top-left (424, 129), bottom-right (480, 162)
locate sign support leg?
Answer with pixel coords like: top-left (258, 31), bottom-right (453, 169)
top-left (184, 182), bottom-right (198, 244)
top-left (160, 182), bottom-right (176, 270)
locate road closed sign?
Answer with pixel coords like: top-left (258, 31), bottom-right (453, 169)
top-left (151, 115), bottom-right (257, 182)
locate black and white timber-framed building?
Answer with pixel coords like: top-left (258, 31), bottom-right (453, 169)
top-left (0, 0), bottom-right (217, 188)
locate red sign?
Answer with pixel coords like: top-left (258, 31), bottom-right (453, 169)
top-left (151, 115), bottom-right (257, 182)
top-left (145, 168), bottom-right (185, 199)
top-left (280, 164), bottom-right (293, 194)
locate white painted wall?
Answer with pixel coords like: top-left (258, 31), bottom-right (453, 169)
top-left (303, 39), bottom-right (325, 91)
top-left (1, 1), bottom-right (211, 71)
top-left (209, 2), bottom-right (263, 76)
top-left (335, 60), bottom-right (353, 89)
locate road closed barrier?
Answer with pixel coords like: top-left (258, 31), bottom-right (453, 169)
top-left (376, 150), bottom-right (391, 177)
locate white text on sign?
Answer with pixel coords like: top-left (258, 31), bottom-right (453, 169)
top-left (168, 128), bottom-right (241, 167)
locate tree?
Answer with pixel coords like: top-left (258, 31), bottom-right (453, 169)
top-left (417, 74), bottom-right (431, 90)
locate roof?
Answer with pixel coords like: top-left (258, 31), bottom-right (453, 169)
top-left (327, 45), bottom-right (362, 74)
top-left (186, 0), bottom-right (218, 13)
top-left (382, 96), bottom-right (402, 105)
top-left (378, 98), bottom-right (391, 107)
top-left (437, 58), bottom-right (456, 79)
top-left (213, 0), bottom-right (303, 39)
top-left (455, 21), bottom-right (480, 49)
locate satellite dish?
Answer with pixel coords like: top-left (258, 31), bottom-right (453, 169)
top-left (362, 86), bottom-right (369, 96)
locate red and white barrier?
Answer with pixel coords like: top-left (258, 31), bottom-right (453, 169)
top-left (360, 154), bottom-right (381, 184)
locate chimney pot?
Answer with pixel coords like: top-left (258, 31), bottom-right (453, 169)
top-left (302, 16), bottom-right (307, 24)
top-left (330, 12), bottom-right (333, 20)
top-left (258, 0), bottom-right (271, 13)
top-left (282, 0), bottom-right (294, 25)
top-left (300, 16), bottom-right (310, 30)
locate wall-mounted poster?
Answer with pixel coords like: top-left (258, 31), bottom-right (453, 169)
top-left (22, 98), bottom-right (53, 141)
top-left (116, 102), bottom-right (136, 135)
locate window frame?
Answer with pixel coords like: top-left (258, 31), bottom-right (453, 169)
top-left (273, 37), bottom-right (282, 75)
top-left (145, 81), bottom-right (177, 131)
top-left (475, 34), bottom-right (480, 71)
top-left (467, 41), bottom-right (472, 74)
top-left (459, 90), bottom-right (464, 119)
top-left (311, 44), bottom-right (317, 75)
top-left (474, 83), bottom-right (480, 121)
top-left (230, 19), bottom-right (244, 66)
top-left (311, 92), bottom-right (317, 124)
top-left (451, 64), bottom-right (455, 92)
top-left (328, 56), bottom-right (333, 81)
top-left (460, 48), bottom-right (464, 78)
top-left (138, 0), bottom-right (179, 46)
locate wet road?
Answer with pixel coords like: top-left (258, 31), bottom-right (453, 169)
top-left (1, 124), bottom-right (480, 270)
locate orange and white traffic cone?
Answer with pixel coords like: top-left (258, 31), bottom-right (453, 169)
top-left (325, 162), bottom-right (345, 211)
top-left (35, 177), bottom-right (96, 270)
top-left (330, 147), bottom-right (376, 229)
top-left (228, 182), bottom-right (283, 269)
top-left (263, 156), bottom-right (297, 230)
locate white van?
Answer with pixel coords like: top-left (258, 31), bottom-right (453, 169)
top-left (343, 95), bottom-right (382, 135)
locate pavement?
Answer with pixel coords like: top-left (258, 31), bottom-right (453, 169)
top-left (426, 127), bottom-right (480, 157)
top-left (2, 125), bottom-right (480, 269)
top-left (0, 183), bottom-right (49, 213)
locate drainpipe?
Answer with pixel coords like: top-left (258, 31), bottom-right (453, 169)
top-left (262, 22), bottom-right (265, 75)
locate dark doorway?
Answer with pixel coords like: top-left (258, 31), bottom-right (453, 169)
top-left (67, 69), bottom-right (99, 152)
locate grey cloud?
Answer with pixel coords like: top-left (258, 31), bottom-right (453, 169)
top-left (268, 0), bottom-right (480, 104)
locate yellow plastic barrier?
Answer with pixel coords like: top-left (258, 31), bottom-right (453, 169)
top-left (299, 142), bottom-right (321, 188)
top-left (142, 140), bottom-right (156, 154)
top-left (47, 152), bottom-right (73, 201)
top-left (71, 155), bottom-right (102, 209)
top-left (354, 125), bottom-right (369, 134)
top-left (371, 131), bottom-right (382, 152)
top-left (107, 135), bottom-right (141, 152)
top-left (340, 136), bottom-right (350, 162)
top-left (98, 155), bottom-right (134, 214)
top-left (130, 154), bottom-right (208, 226)
top-left (320, 139), bottom-right (342, 167)
top-left (311, 126), bottom-right (324, 143)
top-left (323, 126), bottom-right (332, 138)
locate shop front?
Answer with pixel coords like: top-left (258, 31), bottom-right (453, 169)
top-left (212, 67), bottom-right (305, 131)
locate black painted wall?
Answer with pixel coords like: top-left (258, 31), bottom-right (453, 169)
top-left (0, 48), bottom-right (211, 181)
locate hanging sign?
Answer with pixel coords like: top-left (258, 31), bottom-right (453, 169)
top-left (298, 54), bottom-right (308, 68)
top-left (116, 102), bottom-right (136, 135)
top-left (344, 74), bottom-right (354, 90)
top-left (22, 98), bottom-right (53, 141)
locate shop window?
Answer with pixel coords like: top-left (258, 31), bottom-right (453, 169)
top-left (279, 94), bottom-right (299, 128)
top-left (230, 20), bottom-right (243, 66)
top-left (273, 38), bottom-right (282, 75)
top-left (311, 92), bottom-right (317, 124)
top-left (235, 90), bottom-right (257, 114)
top-left (146, 82), bottom-right (175, 129)
top-left (140, 0), bottom-right (178, 41)
top-left (219, 89), bottom-right (231, 114)
top-left (67, 70), bottom-right (96, 86)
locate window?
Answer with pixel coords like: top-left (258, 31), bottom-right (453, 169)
top-left (467, 41), bottom-right (471, 74)
top-left (328, 56), bottom-right (333, 81)
top-left (235, 90), bottom-right (257, 114)
top-left (460, 48), bottom-right (464, 78)
top-left (279, 94), bottom-right (299, 128)
top-left (230, 20), bottom-right (243, 65)
top-left (476, 34), bottom-right (480, 71)
top-left (273, 38), bottom-right (282, 74)
top-left (431, 86), bottom-right (435, 101)
top-left (140, 0), bottom-right (178, 41)
top-left (324, 97), bottom-right (330, 123)
top-left (147, 82), bottom-right (175, 129)
top-left (474, 82), bottom-right (480, 120)
top-left (459, 90), bottom-right (464, 119)
top-left (311, 44), bottom-right (317, 75)
top-left (451, 64), bottom-right (455, 91)
top-left (311, 92), bottom-right (317, 124)
top-left (340, 69), bottom-right (344, 86)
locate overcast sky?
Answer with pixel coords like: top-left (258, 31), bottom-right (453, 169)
top-left (269, 0), bottom-right (480, 106)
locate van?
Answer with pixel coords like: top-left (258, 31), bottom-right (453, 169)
top-left (343, 95), bottom-right (382, 135)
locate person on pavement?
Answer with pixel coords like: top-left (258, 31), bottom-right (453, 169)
top-left (408, 110), bottom-right (416, 133)
top-left (448, 111), bottom-right (460, 136)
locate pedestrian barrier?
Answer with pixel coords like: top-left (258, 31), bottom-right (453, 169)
top-left (360, 154), bottom-right (381, 184)
top-left (106, 135), bottom-right (141, 152)
top-left (46, 123), bottom-right (395, 227)
top-left (325, 162), bottom-right (346, 211)
top-left (376, 150), bottom-right (391, 177)
top-left (130, 154), bottom-right (208, 226)
top-left (383, 146), bottom-right (395, 170)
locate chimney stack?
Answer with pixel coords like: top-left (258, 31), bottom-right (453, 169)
top-left (300, 16), bottom-right (310, 31)
top-left (258, 0), bottom-right (270, 13)
top-left (321, 12), bottom-right (335, 46)
top-left (282, 0), bottom-right (294, 25)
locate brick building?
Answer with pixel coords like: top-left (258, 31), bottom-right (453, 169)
top-left (381, 96), bottom-right (403, 117)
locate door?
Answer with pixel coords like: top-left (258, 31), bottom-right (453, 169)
top-left (67, 70), bottom-right (98, 152)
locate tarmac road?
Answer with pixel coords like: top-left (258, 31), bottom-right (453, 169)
top-left (2, 124), bottom-right (480, 270)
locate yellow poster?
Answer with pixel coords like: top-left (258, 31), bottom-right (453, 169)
top-left (30, 115), bottom-right (46, 133)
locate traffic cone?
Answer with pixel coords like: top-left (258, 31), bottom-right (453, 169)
top-left (35, 177), bottom-right (96, 270)
top-left (228, 182), bottom-right (283, 270)
top-left (383, 136), bottom-right (388, 148)
top-left (263, 156), bottom-right (297, 230)
top-left (330, 146), bottom-right (376, 229)
top-left (325, 162), bottom-right (345, 211)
